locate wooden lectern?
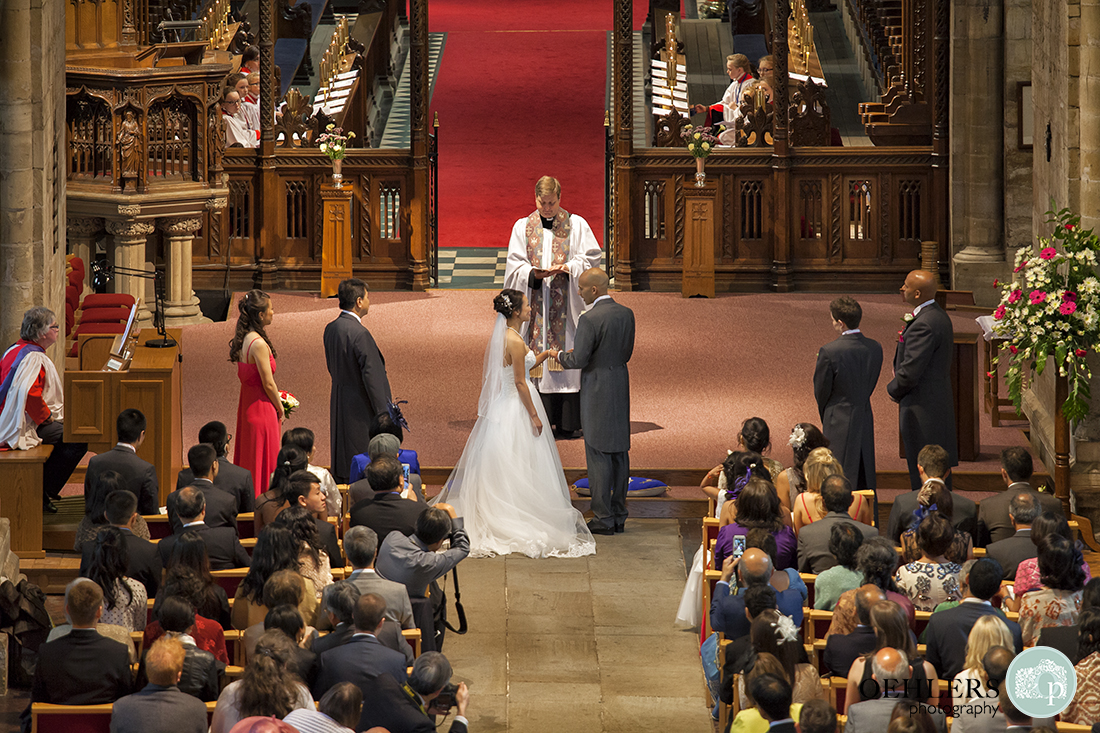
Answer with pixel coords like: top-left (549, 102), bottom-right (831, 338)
top-left (681, 177), bottom-right (718, 298)
top-left (64, 329), bottom-right (183, 505)
top-left (320, 183), bottom-right (354, 297)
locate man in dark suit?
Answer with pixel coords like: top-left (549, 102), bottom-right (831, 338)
top-left (556, 268), bottom-right (635, 535)
top-left (986, 492), bottom-right (1040, 581)
top-left (168, 444), bottom-right (238, 533)
top-left (797, 476), bottom-right (879, 573)
top-left (711, 549), bottom-right (804, 639)
top-left (157, 487), bottom-right (250, 569)
top-left (324, 278), bottom-right (392, 483)
top-left (314, 579), bottom-right (414, 664)
top-left (313, 593), bottom-right (411, 700)
top-left (814, 296), bottom-right (883, 491)
top-left (924, 558), bottom-right (1023, 680)
top-left (109, 637), bottom-right (209, 733)
top-left (80, 489), bottom-right (161, 597)
top-left (750, 673), bottom-right (797, 733)
top-left (350, 454), bottom-right (427, 541)
top-left (23, 578), bottom-right (132, 731)
top-left (175, 421), bottom-right (254, 513)
top-left (84, 408), bottom-right (159, 516)
top-left (846, 648), bottom-right (947, 733)
top-left (823, 585), bottom-right (885, 677)
top-left (358, 652), bottom-right (470, 733)
top-left (977, 447), bottom-right (1063, 547)
top-left (719, 586), bottom-right (780, 691)
top-left (887, 270), bottom-right (957, 491)
top-left (886, 444), bottom-right (977, 543)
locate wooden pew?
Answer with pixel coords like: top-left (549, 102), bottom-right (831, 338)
top-left (142, 512), bottom-right (256, 541)
top-left (0, 445), bottom-right (53, 558)
top-left (31, 701), bottom-right (216, 733)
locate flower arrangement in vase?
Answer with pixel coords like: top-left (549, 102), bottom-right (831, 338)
top-left (681, 124), bottom-right (723, 187)
top-left (992, 205), bottom-right (1100, 421)
top-left (317, 124), bottom-right (355, 188)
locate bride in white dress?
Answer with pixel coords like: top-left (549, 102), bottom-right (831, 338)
top-left (432, 289), bottom-right (596, 559)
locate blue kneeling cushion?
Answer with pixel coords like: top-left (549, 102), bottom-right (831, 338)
top-left (571, 477), bottom-right (668, 497)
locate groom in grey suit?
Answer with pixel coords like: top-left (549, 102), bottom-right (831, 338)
top-left (557, 269), bottom-right (635, 535)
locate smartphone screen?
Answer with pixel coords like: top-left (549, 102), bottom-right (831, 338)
top-left (402, 463), bottom-right (411, 481)
top-left (732, 535), bottom-right (746, 559)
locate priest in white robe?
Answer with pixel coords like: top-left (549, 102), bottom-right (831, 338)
top-left (504, 176), bottom-right (603, 437)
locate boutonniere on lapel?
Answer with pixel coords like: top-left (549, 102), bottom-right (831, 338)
top-left (898, 312), bottom-right (914, 343)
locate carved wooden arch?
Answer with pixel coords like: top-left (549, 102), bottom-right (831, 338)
top-left (67, 85), bottom-right (116, 108)
top-left (144, 86), bottom-right (207, 110)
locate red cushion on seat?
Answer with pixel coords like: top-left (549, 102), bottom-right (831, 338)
top-left (65, 304), bottom-right (75, 337)
top-left (66, 285), bottom-right (80, 311)
top-left (78, 306), bottom-right (131, 324)
top-left (73, 322), bottom-right (126, 337)
top-left (67, 255), bottom-right (86, 276)
top-left (81, 293), bottom-right (136, 309)
top-left (67, 269), bottom-right (83, 289)
top-left (31, 707), bottom-right (113, 733)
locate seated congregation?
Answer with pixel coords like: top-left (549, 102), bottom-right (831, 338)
top-left (24, 406), bottom-right (474, 733)
top-left (695, 417), bottom-right (1098, 733)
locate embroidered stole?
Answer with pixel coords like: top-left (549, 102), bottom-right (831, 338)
top-left (524, 209), bottom-right (571, 375)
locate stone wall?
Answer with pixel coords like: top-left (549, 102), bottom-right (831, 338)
top-left (1002, 0), bottom-right (1032, 263)
top-left (0, 0), bottom-right (67, 369)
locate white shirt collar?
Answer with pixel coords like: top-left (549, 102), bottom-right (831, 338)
top-left (912, 298), bottom-right (937, 317)
top-left (340, 310), bottom-right (362, 321)
top-left (962, 597), bottom-right (992, 605)
top-left (116, 442), bottom-right (137, 452)
top-left (183, 520), bottom-right (205, 528)
top-left (590, 294), bottom-right (612, 307)
top-left (841, 329), bottom-right (861, 336)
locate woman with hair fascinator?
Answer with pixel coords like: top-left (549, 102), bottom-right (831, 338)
top-left (430, 289), bottom-right (596, 559)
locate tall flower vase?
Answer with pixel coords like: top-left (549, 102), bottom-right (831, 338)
top-left (694, 156), bottom-right (706, 188)
top-left (332, 158), bottom-right (343, 188)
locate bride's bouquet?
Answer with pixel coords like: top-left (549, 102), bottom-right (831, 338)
top-left (280, 390), bottom-right (300, 418)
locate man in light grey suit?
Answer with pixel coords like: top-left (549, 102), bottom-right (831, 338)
top-left (376, 507), bottom-right (470, 599)
top-left (845, 648), bottom-right (947, 733)
top-left (341, 525), bottom-right (416, 630)
top-left (324, 278), bottom-right (392, 483)
top-left (556, 268), bottom-right (635, 535)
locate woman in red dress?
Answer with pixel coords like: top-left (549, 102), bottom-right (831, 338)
top-left (229, 290), bottom-right (284, 497)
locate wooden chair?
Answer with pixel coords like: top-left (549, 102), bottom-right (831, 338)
top-left (142, 514), bottom-right (171, 540)
top-left (31, 701), bottom-right (216, 733)
top-left (401, 627), bottom-right (422, 658)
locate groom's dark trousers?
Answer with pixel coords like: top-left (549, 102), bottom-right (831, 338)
top-left (558, 296), bottom-right (636, 532)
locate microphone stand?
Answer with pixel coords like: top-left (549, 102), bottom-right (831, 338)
top-left (90, 260), bottom-right (177, 348)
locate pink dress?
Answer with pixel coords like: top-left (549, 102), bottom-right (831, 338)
top-left (234, 341), bottom-right (279, 497)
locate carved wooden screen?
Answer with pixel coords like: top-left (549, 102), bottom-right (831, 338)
top-left (636, 176), bottom-right (675, 265)
top-left (147, 95), bottom-right (197, 181)
top-left (731, 177), bottom-right (769, 263)
top-left (67, 94), bottom-right (114, 182)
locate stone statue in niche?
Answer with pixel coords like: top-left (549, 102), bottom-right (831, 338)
top-left (117, 110), bottom-right (142, 191)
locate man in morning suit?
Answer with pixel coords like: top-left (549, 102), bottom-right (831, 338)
top-left (886, 444), bottom-right (977, 543)
top-left (23, 579), bottom-right (132, 732)
top-left (85, 408), bottom-right (159, 516)
top-left (324, 278), bottom-right (392, 483)
top-left (349, 454), bottom-right (428, 541)
top-left (925, 558), bottom-right (1023, 680)
top-left (814, 296), bottom-right (883, 491)
top-left (556, 268), bottom-right (635, 535)
top-left (797, 476), bottom-right (878, 573)
top-left (887, 270), bottom-right (957, 491)
top-left (358, 652), bottom-right (470, 733)
top-left (80, 489), bottom-right (161, 597)
top-left (823, 585), bottom-right (885, 677)
top-left (750, 673), bottom-right (797, 733)
top-left (313, 593), bottom-right (410, 700)
top-left (175, 421), bottom-right (254, 512)
top-left (109, 637), bottom-right (208, 733)
top-left (845, 648), bottom-right (947, 733)
top-left (157, 487), bottom-right (250, 569)
top-left (985, 492), bottom-right (1040, 581)
top-left (168, 444), bottom-right (238, 533)
top-left (977, 447), bottom-right (1063, 547)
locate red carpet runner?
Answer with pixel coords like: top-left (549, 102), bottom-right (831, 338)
top-left (430, 0), bottom-right (649, 248)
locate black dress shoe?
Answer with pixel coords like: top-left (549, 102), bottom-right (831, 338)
top-left (586, 521), bottom-right (615, 536)
top-left (614, 523), bottom-right (625, 533)
top-left (43, 500), bottom-right (58, 514)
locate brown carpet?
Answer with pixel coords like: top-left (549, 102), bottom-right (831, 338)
top-left (169, 290), bottom-right (1027, 479)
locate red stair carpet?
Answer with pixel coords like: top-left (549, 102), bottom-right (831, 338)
top-left (429, 0), bottom-right (650, 248)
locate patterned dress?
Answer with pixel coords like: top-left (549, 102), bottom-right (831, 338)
top-left (1012, 556), bottom-right (1092, 595)
top-left (1062, 652), bottom-right (1100, 725)
top-left (894, 561), bottom-right (963, 612)
top-left (1018, 587), bottom-right (1082, 645)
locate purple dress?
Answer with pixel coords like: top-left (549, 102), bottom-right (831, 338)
top-left (714, 522), bottom-right (798, 570)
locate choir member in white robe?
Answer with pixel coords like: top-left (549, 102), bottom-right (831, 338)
top-left (692, 53), bottom-right (754, 145)
top-left (221, 92), bottom-right (258, 149)
top-left (503, 176), bottom-right (603, 436)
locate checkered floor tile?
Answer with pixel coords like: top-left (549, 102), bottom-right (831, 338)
top-left (433, 248), bottom-right (508, 289)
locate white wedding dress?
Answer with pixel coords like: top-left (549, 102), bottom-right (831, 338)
top-left (433, 318), bottom-right (596, 559)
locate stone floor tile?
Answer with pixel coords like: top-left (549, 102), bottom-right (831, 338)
top-left (505, 554), bottom-right (593, 574)
top-left (507, 612), bottom-right (599, 636)
top-left (506, 634), bottom-right (601, 684)
top-left (507, 588), bottom-right (595, 618)
top-left (507, 681), bottom-right (603, 704)
top-left (599, 694), bottom-right (714, 733)
top-left (509, 700), bottom-right (605, 732)
top-left (505, 569), bottom-right (592, 593)
top-left (441, 692), bottom-right (508, 733)
top-left (443, 632), bottom-right (508, 695)
top-left (595, 634), bottom-right (707, 697)
top-left (591, 579), bottom-right (688, 632)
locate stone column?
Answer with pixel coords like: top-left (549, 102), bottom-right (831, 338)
top-left (105, 219), bottom-right (155, 323)
top-left (157, 216), bottom-right (208, 326)
top-left (66, 217), bottom-right (105, 288)
top-left (949, 0), bottom-right (1008, 304)
top-left (0, 0), bottom-right (67, 365)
